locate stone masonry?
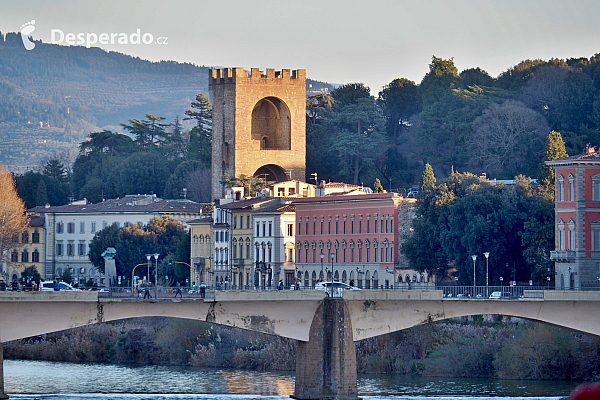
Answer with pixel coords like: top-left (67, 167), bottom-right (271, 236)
top-left (209, 68), bottom-right (306, 200)
top-left (293, 298), bottom-right (359, 400)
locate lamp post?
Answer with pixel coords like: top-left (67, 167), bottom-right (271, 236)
top-left (153, 253), bottom-right (159, 298)
top-left (320, 253), bottom-right (324, 282)
top-left (145, 254), bottom-right (151, 285)
top-left (471, 255), bottom-right (477, 296)
top-left (483, 252), bottom-right (490, 296)
top-left (331, 253), bottom-right (335, 282)
top-left (500, 276), bottom-right (503, 288)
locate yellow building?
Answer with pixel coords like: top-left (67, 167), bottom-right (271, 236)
top-left (4, 216), bottom-right (45, 284)
top-left (189, 216), bottom-right (212, 287)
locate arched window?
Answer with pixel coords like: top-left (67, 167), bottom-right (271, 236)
top-left (341, 240), bottom-right (347, 263)
top-left (312, 241), bottom-right (317, 263)
top-left (349, 240), bottom-right (355, 263)
top-left (557, 174), bottom-right (564, 202)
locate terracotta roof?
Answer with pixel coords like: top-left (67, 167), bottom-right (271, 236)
top-left (29, 195), bottom-right (202, 214)
top-left (217, 197), bottom-right (272, 210)
top-left (546, 148), bottom-right (600, 166)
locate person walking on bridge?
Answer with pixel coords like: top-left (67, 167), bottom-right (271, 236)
top-left (174, 282), bottom-right (183, 298)
top-left (143, 284), bottom-right (151, 299)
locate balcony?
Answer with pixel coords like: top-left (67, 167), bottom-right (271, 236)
top-left (232, 258), bottom-right (245, 267)
top-left (550, 250), bottom-right (576, 262)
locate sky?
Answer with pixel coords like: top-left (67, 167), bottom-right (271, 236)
top-left (1, 0), bottom-right (600, 94)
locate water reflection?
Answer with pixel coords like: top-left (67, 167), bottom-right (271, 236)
top-left (4, 359), bottom-right (577, 399)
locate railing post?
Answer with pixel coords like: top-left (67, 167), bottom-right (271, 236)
top-left (0, 342), bottom-right (8, 399)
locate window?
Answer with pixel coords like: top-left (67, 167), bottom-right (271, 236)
top-left (342, 240), bottom-right (347, 263)
top-left (268, 222), bottom-right (272, 237)
top-left (305, 218), bottom-right (309, 235)
top-left (335, 216), bottom-right (339, 234)
top-left (247, 215), bottom-right (250, 229)
top-left (258, 222), bottom-right (261, 237)
top-left (32, 249), bottom-right (40, 263)
top-left (79, 242), bottom-right (86, 256)
top-left (287, 223), bottom-right (294, 236)
top-left (246, 238), bottom-right (250, 259)
top-left (21, 232), bottom-right (29, 243)
top-left (568, 219), bottom-right (575, 250)
top-left (593, 228), bottom-right (600, 251)
top-left (374, 214), bottom-right (378, 233)
top-left (366, 215), bottom-right (370, 233)
top-left (21, 249), bottom-right (29, 263)
top-left (67, 242), bottom-right (74, 256)
top-left (91, 222), bottom-right (96, 233)
top-left (558, 221), bottom-right (565, 251)
top-left (343, 215), bottom-right (347, 234)
top-left (568, 174), bottom-right (575, 201)
top-left (351, 216), bottom-right (354, 234)
top-left (56, 242), bottom-right (63, 256)
top-left (557, 175), bottom-right (564, 202)
top-left (359, 215), bottom-right (362, 233)
top-left (313, 217), bottom-right (316, 235)
top-left (328, 216), bottom-right (331, 234)
top-left (103, 221), bottom-right (107, 229)
top-left (298, 219), bottom-right (301, 236)
top-left (32, 230), bottom-right (40, 243)
top-left (595, 178), bottom-right (600, 201)
top-left (233, 216), bottom-right (237, 229)
top-left (67, 222), bottom-right (75, 234)
top-left (320, 217), bottom-right (324, 234)
top-left (263, 222), bottom-right (266, 237)
top-left (11, 250), bottom-right (18, 262)
top-left (80, 222), bottom-right (85, 234)
top-left (57, 222), bottom-right (64, 234)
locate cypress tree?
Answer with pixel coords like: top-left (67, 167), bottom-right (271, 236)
top-left (539, 131), bottom-right (568, 190)
top-left (420, 163), bottom-right (436, 191)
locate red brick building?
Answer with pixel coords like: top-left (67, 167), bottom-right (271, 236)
top-left (292, 193), bottom-right (423, 289)
top-left (547, 146), bottom-right (600, 289)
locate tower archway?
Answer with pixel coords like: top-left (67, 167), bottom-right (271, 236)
top-left (254, 164), bottom-right (288, 184)
top-left (251, 97), bottom-right (291, 150)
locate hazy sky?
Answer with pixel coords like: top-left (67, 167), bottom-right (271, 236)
top-left (2, 0), bottom-right (600, 94)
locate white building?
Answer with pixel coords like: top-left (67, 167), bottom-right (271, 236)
top-left (29, 195), bottom-right (202, 285)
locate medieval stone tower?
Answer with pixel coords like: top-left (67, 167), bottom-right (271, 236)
top-left (209, 67), bottom-right (306, 200)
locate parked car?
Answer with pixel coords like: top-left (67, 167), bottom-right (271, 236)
top-left (489, 291), bottom-right (514, 299)
top-left (315, 281), bottom-right (361, 296)
top-left (40, 281), bottom-right (81, 291)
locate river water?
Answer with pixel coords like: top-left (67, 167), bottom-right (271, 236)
top-left (3, 359), bottom-right (579, 400)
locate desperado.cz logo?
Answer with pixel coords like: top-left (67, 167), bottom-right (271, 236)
top-left (51, 28), bottom-right (168, 48)
top-left (19, 20), bottom-right (168, 50)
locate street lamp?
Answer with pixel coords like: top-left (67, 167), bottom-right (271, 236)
top-left (483, 252), bottom-right (490, 296)
top-left (500, 276), bottom-right (503, 288)
top-left (153, 253), bottom-right (159, 298)
top-left (145, 254), bottom-right (152, 285)
top-left (471, 255), bottom-right (477, 295)
top-left (320, 253), bottom-right (324, 282)
top-left (331, 253), bottom-right (335, 282)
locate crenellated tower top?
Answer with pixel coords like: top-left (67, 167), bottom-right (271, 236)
top-left (209, 67), bottom-right (306, 85)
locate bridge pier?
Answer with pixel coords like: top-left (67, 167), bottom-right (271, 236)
top-left (1, 342), bottom-right (8, 399)
top-left (293, 298), bottom-right (358, 400)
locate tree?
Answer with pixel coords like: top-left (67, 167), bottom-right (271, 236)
top-left (539, 131), bottom-right (568, 190)
top-left (0, 164), bottom-right (29, 268)
top-left (42, 158), bottom-right (68, 183)
top-left (185, 93), bottom-right (212, 166)
top-left (420, 56), bottom-right (459, 107)
top-left (331, 83), bottom-right (371, 105)
top-left (469, 100), bottom-right (550, 178)
top-left (373, 178), bottom-right (384, 193)
top-left (402, 172), bottom-right (554, 285)
top-left (420, 163), bottom-right (436, 191)
top-left (378, 78), bottom-right (419, 142)
top-left (20, 265), bottom-right (42, 282)
top-left (121, 114), bottom-right (169, 148)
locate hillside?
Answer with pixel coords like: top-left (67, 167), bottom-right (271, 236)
top-left (0, 32), bottom-right (333, 172)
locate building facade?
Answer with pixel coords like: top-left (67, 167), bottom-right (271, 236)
top-left (547, 146), bottom-right (600, 289)
top-left (2, 216), bottom-right (44, 284)
top-left (30, 195), bottom-right (202, 285)
top-left (293, 193), bottom-right (416, 289)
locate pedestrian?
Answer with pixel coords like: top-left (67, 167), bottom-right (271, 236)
top-left (53, 280), bottom-right (60, 291)
top-left (174, 282), bottom-right (182, 298)
top-left (0, 280), bottom-right (6, 291)
top-left (277, 280), bottom-right (283, 290)
top-left (199, 281), bottom-right (206, 298)
top-left (143, 284), bottom-right (151, 299)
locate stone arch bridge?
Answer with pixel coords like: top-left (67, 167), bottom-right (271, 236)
top-left (2, 290), bottom-right (600, 400)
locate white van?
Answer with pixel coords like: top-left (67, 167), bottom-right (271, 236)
top-left (40, 281), bottom-right (80, 291)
